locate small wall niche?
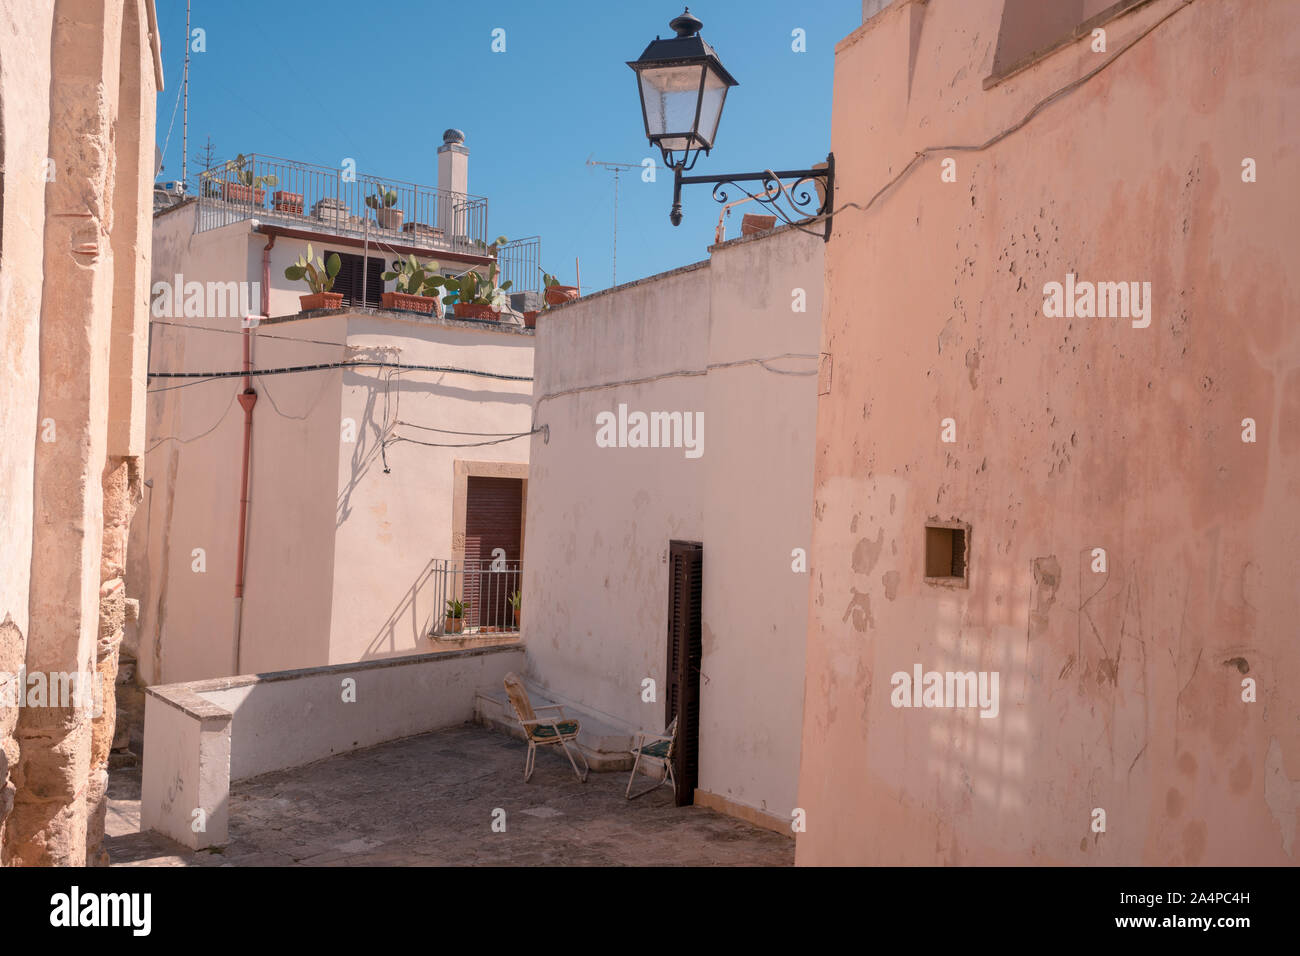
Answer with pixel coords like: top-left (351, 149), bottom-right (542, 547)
top-left (924, 520), bottom-right (969, 588)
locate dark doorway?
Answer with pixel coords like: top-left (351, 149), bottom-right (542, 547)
top-left (665, 540), bottom-right (702, 806)
top-left (463, 476), bottom-right (524, 630)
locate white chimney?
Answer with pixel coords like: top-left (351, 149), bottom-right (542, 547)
top-left (438, 128), bottom-right (469, 196)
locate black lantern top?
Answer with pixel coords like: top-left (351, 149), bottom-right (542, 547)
top-left (628, 8), bottom-right (739, 170)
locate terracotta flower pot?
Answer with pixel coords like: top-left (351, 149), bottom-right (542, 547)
top-left (544, 285), bottom-right (579, 306)
top-left (298, 292), bottom-right (344, 311)
top-left (381, 291), bottom-right (438, 315)
top-left (453, 303), bottom-right (501, 321)
top-left (444, 617), bottom-right (464, 634)
top-left (222, 182), bottom-right (265, 206)
top-left (513, 608), bottom-right (520, 628)
top-left (522, 310), bottom-right (540, 329)
top-left (375, 207), bottom-right (404, 230)
top-left (272, 191), bottom-right (304, 214)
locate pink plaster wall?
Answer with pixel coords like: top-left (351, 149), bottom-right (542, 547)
top-left (797, 0), bottom-right (1300, 865)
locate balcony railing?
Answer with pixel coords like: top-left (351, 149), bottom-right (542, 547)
top-left (497, 235), bottom-right (542, 295)
top-left (431, 558), bottom-right (521, 637)
top-left (196, 153), bottom-right (490, 255)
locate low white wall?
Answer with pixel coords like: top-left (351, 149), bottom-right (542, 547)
top-left (142, 644), bottom-right (523, 847)
top-left (140, 688), bottom-right (232, 850)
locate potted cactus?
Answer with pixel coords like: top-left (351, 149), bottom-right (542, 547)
top-left (220, 154), bottom-right (278, 206)
top-left (541, 270), bottom-right (580, 307)
top-left (284, 243), bottom-right (343, 311)
top-left (380, 255), bottom-right (446, 315)
top-left (445, 265), bottom-right (512, 321)
top-left (445, 599), bottom-right (468, 635)
top-left (366, 184), bottom-right (403, 230)
top-left (509, 590), bottom-right (521, 628)
top-left (442, 236), bottom-right (512, 320)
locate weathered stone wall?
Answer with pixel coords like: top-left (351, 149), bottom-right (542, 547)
top-left (0, 0), bottom-right (159, 866)
top-left (0, 0), bottom-right (57, 861)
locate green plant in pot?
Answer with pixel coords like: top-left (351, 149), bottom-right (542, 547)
top-left (445, 599), bottom-right (469, 635)
top-left (508, 590), bottom-right (521, 629)
top-left (444, 243), bottom-right (513, 321)
top-left (541, 270), bottom-right (580, 307)
top-left (284, 243), bottom-right (342, 311)
top-left (380, 255), bottom-right (447, 315)
top-left (221, 153), bottom-right (278, 206)
top-left (365, 184), bottom-right (403, 230)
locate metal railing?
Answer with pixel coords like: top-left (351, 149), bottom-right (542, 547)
top-left (431, 558), bottom-right (521, 636)
top-left (195, 154), bottom-right (490, 255)
top-left (497, 235), bottom-right (542, 294)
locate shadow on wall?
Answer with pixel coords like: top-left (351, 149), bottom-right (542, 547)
top-left (362, 558), bottom-right (437, 660)
top-left (336, 370), bottom-right (533, 530)
top-left (337, 369), bottom-right (390, 530)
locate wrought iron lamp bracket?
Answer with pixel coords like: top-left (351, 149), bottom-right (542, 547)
top-left (668, 152), bottom-right (834, 241)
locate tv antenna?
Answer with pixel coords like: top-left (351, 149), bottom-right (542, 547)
top-left (586, 157), bottom-right (642, 288)
top-left (182, 0), bottom-right (191, 192)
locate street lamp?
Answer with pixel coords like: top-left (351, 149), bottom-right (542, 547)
top-left (628, 7), bottom-right (834, 239)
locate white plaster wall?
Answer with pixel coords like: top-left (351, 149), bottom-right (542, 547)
top-left (522, 229), bottom-right (822, 820)
top-left (330, 315), bottom-right (534, 664)
top-left (137, 212), bottom-right (535, 678)
top-left (698, 231), bottom-right (822, 819)
top-left (523, 265), bottom-right (709, 730)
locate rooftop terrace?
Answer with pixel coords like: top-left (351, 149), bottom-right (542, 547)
top-left (106, 724), bottom-right (793, 866)
top-left (189, 153), bottom-right (542, 293)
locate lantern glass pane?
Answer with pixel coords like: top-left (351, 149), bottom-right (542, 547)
top-left (639, 64), bottom-right (706, 149)
top-left (696, 66), bottom-right (729, 146)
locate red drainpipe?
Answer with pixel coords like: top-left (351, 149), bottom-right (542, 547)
top-left (233, 232), bottom-right (272, 673)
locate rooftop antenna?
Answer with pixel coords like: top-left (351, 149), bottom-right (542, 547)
top-left (193, 135), bottom-right (217, 180)
top-left (586, 157), bottom-right (641, 289)
top-left (181, 0), bottom-right (190, 193)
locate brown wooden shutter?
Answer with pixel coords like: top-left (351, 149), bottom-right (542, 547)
top-left (666, 540), bottom-right (702, 806)
top-left (464, 477), bottom-right (524, 629)
top-left (328, 250), bottom-right (383, 308)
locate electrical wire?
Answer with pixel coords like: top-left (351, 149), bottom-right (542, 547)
top-left (146, 376), bottom-right (226, 394)
top-left (145, 392), bottom-right (238, 453)
top-left (150, 318), bottom-right (347, 350)
top-left (259, 368), bottom-right (337, 421)
top-left (383, 427), bottom-right (543, 451)
top-left (534, 352), bottom-right (817, 404)
top-left (148, 359), bottom-right (532, 383)
top-left (394, 421), bottom-right (541, 437)
top-left (157, 68), bottom-right (184, 172)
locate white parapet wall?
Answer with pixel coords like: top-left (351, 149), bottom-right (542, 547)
top-left (142, 643), bottom-right (524, 849)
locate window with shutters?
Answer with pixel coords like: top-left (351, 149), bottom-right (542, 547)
top-left (463, 476), bottom-right (524, 631)
top-left (326, 250), bottom-right (384, 308)
top-left (665, 540), bottom-right (702, 807)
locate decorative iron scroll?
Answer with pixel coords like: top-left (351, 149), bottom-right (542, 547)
top-left (672, 153), bottom-right (834, 240)
top-left (706, 170), bottom-right (828, 227)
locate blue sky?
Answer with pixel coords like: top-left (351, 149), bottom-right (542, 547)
top-left (154, 0), bottom-right (860, 292)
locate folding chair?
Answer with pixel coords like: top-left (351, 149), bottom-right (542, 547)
top-left (502, 673), bottom-right (589, 783)
top-left (626, 716), bottom-right (678, 800)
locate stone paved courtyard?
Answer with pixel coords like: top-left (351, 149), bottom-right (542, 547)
top-left (105, 723), bottom-right (794, 866)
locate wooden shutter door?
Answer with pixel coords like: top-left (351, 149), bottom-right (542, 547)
top-left (666, 540), bottom-right (702, 806)
top-left (464, 477), bottom-right (523, 630)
